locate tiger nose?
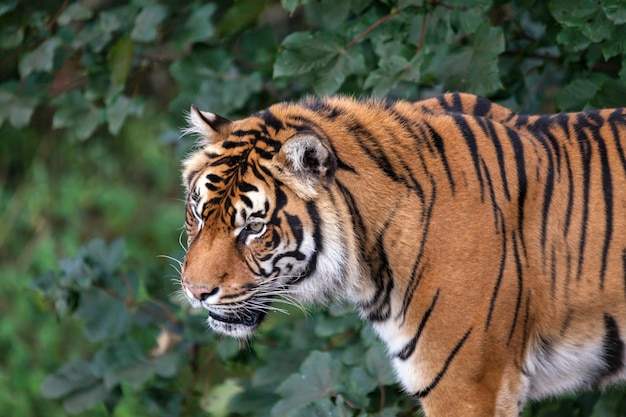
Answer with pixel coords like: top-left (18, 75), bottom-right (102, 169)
top-left (182, 281), bottom-right (220, 302)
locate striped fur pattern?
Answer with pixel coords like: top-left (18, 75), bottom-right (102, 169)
top-left (180, 93), bottom-right (626, 416)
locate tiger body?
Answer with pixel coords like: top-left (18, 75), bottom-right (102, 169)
top-left (180, 92), bottom-right (626, 416)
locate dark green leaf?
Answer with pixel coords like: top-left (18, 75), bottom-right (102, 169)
top-left (556, 26), bottom-right (592, 52)
top-left (58, 3), bottom-right (93, 25)
top-left (0, 0), bottom-right (16, 17)
top-left (603, 0), bottom-right (626, 24)
top-left (281, 0), bottom-right (311, 13)
top-left (307, 0), bottom-right (351, 30)
top-left (95, 342), bottom-right (153, 389)
top-left (175, 3), bottom-right (216, 46)
top-left (365, 343), bottom-right (396, 385)
top-left (219, 0), bottom-right (266, 36)
top-left (555, 78), bottom-right (602, 110)
top-left (0, 25), bottom-right (23, 49)
top-left (41, 360), bottom-right (100, 399)
top-left (51, 92), bottom-right (103, 140)
top-left (272, 351), bottom-right (342, 416)
top-left (0, 90), bottom-right (36, 128)
top-left (131, 4), bottom-right (168, 42)
top-left (107, 36), bottom-right (133, 86)
top-left (314, 47), bottom-right (366, 94)
top-left (76, 287), bottom-right (132, 341)
top-left (274, 32), bottom-right (342, 77)
top-left (18, 38), bottom-right (60, 78)
top-left (41, 360), bottom-right (109, 414)
top-left (106, 94), bottom-right (143, 135)
top-left (548, 0), bottom-right (600, 26)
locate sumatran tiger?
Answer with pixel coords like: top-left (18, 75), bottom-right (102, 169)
top-left (179, 92), bottom-right (626, 416)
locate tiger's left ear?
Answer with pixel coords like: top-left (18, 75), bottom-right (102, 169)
top-left (272, 133), bottom-right (337, 199)
top-left (185, 104), bottom-right (232, 144)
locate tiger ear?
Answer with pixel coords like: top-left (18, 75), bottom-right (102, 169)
top-left (185, 104), bottom-right (231, 143)
top-left (273, 133), bottom-right (337, 199)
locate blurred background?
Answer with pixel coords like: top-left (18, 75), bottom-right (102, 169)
top-left (2, 0), bottom-right (626, 416)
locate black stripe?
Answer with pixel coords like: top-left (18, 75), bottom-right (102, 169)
top-left (601, 313), bottom-right (623, 377)
top-left (453, 114), bottom-right (485, 201)
top-left (485, 231), bottom-right (507, 330)
top-left (425, 121), bottom-right (456, 193)
top-left (507, 231), bottom-right (524, 345)
top-left (608, 109), bottom-right (626, 176)
top-left (588, 113), bottom-right (613, 289)
top-left (623, 249), bottom-right (626, 300)
top-left (260, 108), bottom-right (284, 132)
top-left (476, 117), bottom-right (511, 201)
top-left (300, 99), bottom-right (344, 120)
top-left (473, 95), bottom-right (492, 117)
top-left (395, 290), bottom-right (440, 360)
top-left (413, 327), bottom-right (473, 398)
top-left (398, 176), bottom-right (436, 324)
top-left (506, 127), bottom-right (528, 256)
top-left (574, 114), bottom-right (593, 281)
top-left (563, 150), bottom-right (575, 237)
top-left (349, 119), bottom-right (405, 184)
top-left (481, 157), bottom-right (505, 234)
top-left (361, 210), bottom-right (396, 321)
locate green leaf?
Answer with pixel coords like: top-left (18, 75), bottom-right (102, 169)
top-left (435, 23), bottom-right (504, 96)
top-left (603, 0), bottom-right (626, 24)
top-left (271, 351), bottom-right (342, 416)
top-left (51, 92), bottom-right (104, 140)
top-left (556, 26), bottom-right (592, 52)
top-left (466, 23), bottom-right (504, 95)
top-left (175, 3), bottom-right (216, 46)
top-left (41, 360), bottom-right (109, 415)
top-left (307, 0), bottom-right (351, 30)
top-left (0, 89), bottom-right (36, 128)
top-left (281, 0), bottom-right (311, 13)
top-left (365, 343), bottom-right (396, 385)
top-left (548, 0), bottom-right (600, 26)
top-left (365, 53), bottom-right (424, 97)
top-left (131, 4), bottom-right (168, 42)
top-left (289, 397), bottom-right (349, 417)
top-left (41, 360), bottom-right (100, 399)
top-left (219, 0), bottom-right (266, 36)
top-left (95, 342), bottom-right (152, 389)
top-left (83, 238), bottom-right (125, 276)
top-left (0, 25), bottom-right (23, 49)
top-left (18, 37), bottom-right (61, 78)
top-left (555, 78), bottom-right (602, 110)
top-left (314, 46), bottom-right (366, 94)
top-left (107, 36), bottom-right (133, 86)
top-left (76, 287), bottom-right (133, 341)
top-left (58, 3), bottom-right (93, 25)
top-left (106, 94), bottom-right (143, 135)
top-left (274, 32), bottom-right (341, 77)
top-left (0, 0), bottom-right (16, 17)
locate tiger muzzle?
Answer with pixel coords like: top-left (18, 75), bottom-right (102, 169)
top-left (208, 309), bottom-right (267, 327)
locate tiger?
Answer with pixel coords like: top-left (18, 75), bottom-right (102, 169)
top-left (179, 92), bottom-right (626, 416)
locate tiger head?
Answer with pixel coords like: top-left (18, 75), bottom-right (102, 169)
top-left (180, 104), bottom-right (359, 338)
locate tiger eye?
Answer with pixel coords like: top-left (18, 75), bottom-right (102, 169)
top-left (246, 222), bottom-right (264, 233)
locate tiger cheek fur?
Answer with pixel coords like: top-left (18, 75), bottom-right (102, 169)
top-left (180, 93), bottom-right (626, 417)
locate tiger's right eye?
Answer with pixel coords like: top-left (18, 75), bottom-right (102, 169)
top-left (246, 222), bottom-right (265, 234)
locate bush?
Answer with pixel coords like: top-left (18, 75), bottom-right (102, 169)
top-left (3, 0), bottom-right (625, 416)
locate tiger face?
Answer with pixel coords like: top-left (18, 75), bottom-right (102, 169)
top-left (180, 106), bottom-right (358, 338)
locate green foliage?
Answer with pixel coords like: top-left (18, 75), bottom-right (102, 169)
top-left (3, 0), bottom-right (626, 416)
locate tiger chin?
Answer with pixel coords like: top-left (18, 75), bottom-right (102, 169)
top-left (179, 92), bottom-right (626, 417)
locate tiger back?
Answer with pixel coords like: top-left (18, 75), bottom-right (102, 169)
top-left (179, 92), bottom-right (626, 416)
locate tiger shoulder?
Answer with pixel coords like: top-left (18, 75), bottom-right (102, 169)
top-left (179, 92), bottom-right (626, 417)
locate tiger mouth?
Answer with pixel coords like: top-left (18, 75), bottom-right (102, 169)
top-left (208, 309), bottom-right (267, 327)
